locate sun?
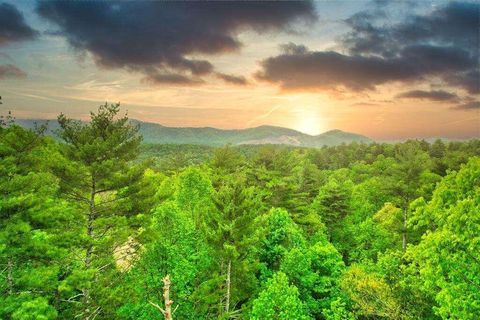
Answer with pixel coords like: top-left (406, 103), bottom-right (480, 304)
top-left (295, 110), bottom-right (325, 136)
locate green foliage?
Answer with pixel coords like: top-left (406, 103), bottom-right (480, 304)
top-left (258, 208), bottom-right (306, 280)
top-left (323, 297), bottom-right (355, 320)
top-left (12, 297), bottom-right (58, 320)
top-left (118, 200), bottom-right (212, 319)
top-left (340, 265), bottom-right (402, 319)
top-left (176, 166), bottom-right (215, 226)
top-left (0, 124), bottom-right (78, 319)
top-left (251, 272), bottom-right (311, 320)
top-left (409, 157), bottom-right (480, 319)
top-left (4, 110), bottom-right (480, 319)
top-left (211, 172), bottom-right (264, 310)
top-left (53, 103), bottom-right (144, 318)
top-left (139, 143), bottom-right (214, 171)
top-left (280, 232), bottom-right (345, 317)
top-left (311, 177), bottom-right (353, 261)
top-left (312, 177), bottom-right (352, 235)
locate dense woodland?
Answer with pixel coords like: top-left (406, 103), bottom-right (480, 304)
top-left (1, 104), bottom-right (479, 319)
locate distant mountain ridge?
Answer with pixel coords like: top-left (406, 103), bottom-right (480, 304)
top-left (14, 119), bottom-right (372, 147)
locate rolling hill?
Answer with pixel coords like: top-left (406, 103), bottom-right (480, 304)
top-left (14, 119), bottom-right (372, 147)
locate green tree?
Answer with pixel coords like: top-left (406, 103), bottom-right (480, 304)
top-left (118, 200), bottom-right (212, 320)
top-left (280, 232), bottom-right (345, 317)
top-left (345, 173), bottom-right (395, 263)
top-left (12, 297), bottom-right (58, 320)
top-left (258, 208), bottom-right (306, 281)
top-left (340, 265), bottom-right (401, 319)
top-left (55, 103), bottom-right (143, 318)
top-left (429, 139), bottom-right (447, 175)
top-left (250, 147), bottom-right (301, 213)
top-left (409, 157), bottom-right (480, 319)
top-left (0, 124), bottom-right (77, 319)
top-left (375, 250), bottom-right (438, 319)
top-left (175, 166), bottom-right (215, 230)
top-left (390, 142), bottom-right (432, 251)
top-left (312, 178), bottom-right (352, 238)
top-left (312, 177), bottom-right (353, 260)
top-left (210, 172), bottom-right (264, 317)
top-left (372, 203), bottom-right (403, 246)
top-left (322, 297), bottom-right (355, 320)
top-left (210, 144), bottom-right (246, 174)
top-left (251, 272), bottom-right (311, 320)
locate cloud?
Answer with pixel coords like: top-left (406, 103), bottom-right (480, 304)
top-left (445, 70), bottom-right (480, 94)
top-left (395, 2), bottom-right (479, 52)
top-left (343, 1), bottom-right (478, 57)
top-left (256, 43), bottom-right (475, 91)
top-left (454, 101), bottom-right (480, 110)
top-left (342, 8), bottom-right (393, 57)
top-left (216, 73), bottom-right (248, 85)
top-left (350, 102), bottom-right (380, 107)
top-left (36, 1), bottom-right (315, 84)
top-left (0, 3), bottom-right (37, 46)
top-left (396, 90), bottom-right (458, 101)
top-left (257, 2), bottom-right (479, 94)
top-left (0, 64), bottom-right (27, 79)
top-left (141, 71), bottom-right (204, 86)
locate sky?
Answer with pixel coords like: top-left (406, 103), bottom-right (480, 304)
top-left (0, 0), bottom-right (478, 140)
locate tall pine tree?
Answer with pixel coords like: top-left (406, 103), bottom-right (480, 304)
top-left (55, 103), bottom-right (142, 319)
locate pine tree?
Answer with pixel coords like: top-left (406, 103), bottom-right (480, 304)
top-left (54, 103), bottom-right (142, 318)
top-left (390, 142), bottom-right (431, 251)
top-left (210, 172), bottom-right (263, 317)
top-left (312, 177), bottom-right (352, 250)
top-left (0, 124), bottom-right (77, 319)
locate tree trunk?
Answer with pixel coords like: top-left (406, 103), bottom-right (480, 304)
top-left (82, 179), bottom-right (96, 319)
top-left (163, 275), bottom-right (173, 320)
top-left (225, 260), bottom-right (231, 315)
top-left (402, 208), bottom-right (408, 251)
top-left (85, 179), bottom-right (96, 269)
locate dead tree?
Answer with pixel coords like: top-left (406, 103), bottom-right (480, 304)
top-left (225, 260), bottom-right (231, 314)
top-left (149, 275), bottom-right (176, 320)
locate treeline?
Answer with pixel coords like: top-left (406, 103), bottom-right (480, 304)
top-left (1, 104), bottom-right (479, 319)
top-left (142, 137), bottom-right (479, 175)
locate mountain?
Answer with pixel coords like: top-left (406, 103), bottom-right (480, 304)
top-left (14, 119), bottom-right (372, 147)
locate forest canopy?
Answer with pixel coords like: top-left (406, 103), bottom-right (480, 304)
top-left (1, 104), bottom-right (479, 319)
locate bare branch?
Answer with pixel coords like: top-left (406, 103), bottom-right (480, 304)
top-left (149, 301), bottom-right (166, 315)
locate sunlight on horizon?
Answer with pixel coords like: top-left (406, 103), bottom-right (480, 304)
top-left (294, 108), bottom-right (326, 136)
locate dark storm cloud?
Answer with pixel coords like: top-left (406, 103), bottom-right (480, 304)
top-left (216, 73), bottom-right (248, 85)
top-left (0, 64), bottom-right (27, 79)
top-left (256, 43), bottom-right (475, 91)
top-left (396, 90), bottom-right (458, 101)
top-left (446, 70), bottom-right (480, 94)
top-left (342, 8), bottom-right (393, 57)
top-left (256, 47), bottom-right (410, 91)
top-left (395, 2), bottom-right (479, 51)
top-left (0, 2), bottom-right (37, 46)
top-left (343, 1), bottom-right (479, 56)
top-left (257, 2), bottom-right (479, 94)
top-left (36, 1), bottom-right (315, 83)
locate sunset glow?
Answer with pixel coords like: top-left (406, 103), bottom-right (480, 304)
top-left (0, 0), bottom-right (478, 140)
